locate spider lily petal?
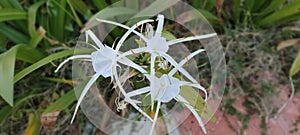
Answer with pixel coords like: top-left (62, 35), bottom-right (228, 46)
top-left (167, 33), bottom-right (217, 46)
top-left (155, 14), bottom-right (164, 37)
top-left (115, 19), bottom-right (154, 51)
top-left (168, 49), bottom-right (205, 76)
top-left (118, 57), bottom-right (150, 79)
top-left (176, 95), bottom-right (207, 134)
top-left (149, 101), bottom-right (161, 135)
top-left (117, 47), bottom-right (149, 60)
top-left (71, 73), bottom-right (102, 124)
top-left (112, 64), bottom-right (153, 121)
top-left (55, 55), bottom-right (92, 72)
top-left (127, 86), bottom-right (150, 97)
top-left (86, 30), bottom-right (105, 49)
top-left (155, 51), bottom-right (199, 84)
top-left (96, 18), bottom-right (148, 42)
top-left (150, 54), bottom-right (157, 110)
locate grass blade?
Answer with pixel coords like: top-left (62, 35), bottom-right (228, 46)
top-left (43, 89), bottom-right (76, 113)
top-left (290, 51), bottom-right (300, 77)
top-left (233, 0), bottom-right (241, 24)
top-left (134, 0), bottom-right (181, 18)
top-left (258, 0), bottom-right (285, 16)
top-left (192, 0), bottom-right (201, 9)
top-left (252, 0), bottom-right (267, 12)
top-left (81, 7), bottom-right (138, 32)
top-left (69, 0), bottom-right (92, 19)
top-left (66, 0), bottom-right (83, 26)
top-left (50, 0), bottom-right (67, 41)
top-left (0, 8), bottom-right (27, 22)
top-left (16, 44), bottom-right (46, 63)
top-left (91, 0), bottom-right (108, 11)
top-left (0, 0), bottom-right (12, 8)
top-left (9, 0), bottom-right (23, 10)
top-left (28, 0), bottom-right (47, 38)
top-left (0, 23), bottom-right (30, 44)
top-left (244, 0), bottom-right (255, 12)
top-left (259, 0), bottom-right (300, 26)
top-left (14, 48), bottom-right (93, 83)
top-left (0, 89), bottom-right (40, 125)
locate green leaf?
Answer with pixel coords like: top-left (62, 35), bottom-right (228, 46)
top-left (175, 10), bottom-right (218, 25)
top-left (290, 51), bottom-right (300, 77)
top-left (192, 0), bottom-right (201, 9)
top-left (28, 0), bottom-right (47, 38)
top-left (0, 0), bottom-right (13, 8)
top-left (0, 106), bottom-right (11, 125)
top-left (198, 9), bottom-right (219, 24)
top-left (66, 0), bottom-right (83, 26)
top-left (258, 0), bottom-right (285, 16)
top-left (126, 0), bottom-right (139, 9)
top-left (180, 86), bottom-right (215, 121)
top-left (16, 45), bottom-right (46, 63)
top-left (259, 0), bottom-right (300, 26)
top-left (28, 27), bottom-right (46, 48)
top-left (68, 0), bottom-right (92, 19)
top-left (162, 31), bottom-right (176, 40)
top-left (14, 48), bottom-right (93, 83)
top-left (43, 90), bottom-right (76, 113)
top-left (8, 0), bottom-right (23, 10)
top-left (91, 0), bottom-right (108, 11)
top-left (273, 12), bottom-right (300, 26)
top-left (204, 0), bottom-right (216, 11)
top-left (81, 7), bottom-right (137, 32)
top-left (0, 22), bottom-right (30, 44)
top-left (180, 86), bottom-right (205, 114)
top-left (50, 0), bottom-right (67, 41)
top-left (24, 113), bottom-right (41, 135)
top-left (233, 0), bottom-right (241, 24)
top-left (244, 0), bottom-right (255, 12)
top-left (0, 45), bottom-right (21, 106)
top-left (43, 80), bottom-right (88, 113)
top-left (0, 44), bottom-right (45, 106)
top-left (0, 89), bottom-right (40, 125)
top-left (252, 0), bottom-right (267, 12)
top-left (133, 0), bottom-right (181, 18)
top-left (0, 1), bottom-right (27, 33)
top-left (0, 8), bottom-right (27, 22)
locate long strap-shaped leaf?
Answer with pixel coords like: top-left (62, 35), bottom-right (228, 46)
top-left (0, 8), bottom-right (27, 22)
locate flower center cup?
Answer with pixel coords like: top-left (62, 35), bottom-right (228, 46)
top-left (91, 47), bottom-right (117, 78)
top-left (147, 36), bottom-right (169, 53)
top-left (151, 74), bottom-right (181, 103)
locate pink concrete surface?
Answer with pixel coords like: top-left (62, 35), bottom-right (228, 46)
top-left (177, 89), bottom-right (300, 135)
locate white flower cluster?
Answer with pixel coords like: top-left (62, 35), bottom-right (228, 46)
top-left (55, 14), bottom-right (217, 134)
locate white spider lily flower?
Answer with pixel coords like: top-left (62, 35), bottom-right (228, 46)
top-left (55, 19), bottom-right (156, 123)
top-left (56, 13), bottom-right (217, 134)
top-left (151, 74), bottom-right (181, 102)
top-left (91, 46), bottom-right (117, 78)
top-left (96, 14), bottom-right (216, 135)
